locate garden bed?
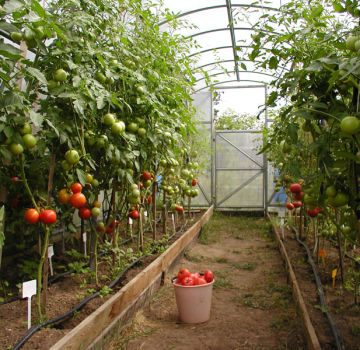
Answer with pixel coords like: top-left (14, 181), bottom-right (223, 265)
top-left (270, 213), bottom-right (360, 350)
top-left (0, 208), bottom-right (212, 350)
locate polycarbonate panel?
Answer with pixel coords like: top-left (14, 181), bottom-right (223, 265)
top-left (216, 132), bottom-right (263, 170)
top-left (216, 170), bottom-right (263, 207)
top-left (191, 92), bottom-right (212, 123)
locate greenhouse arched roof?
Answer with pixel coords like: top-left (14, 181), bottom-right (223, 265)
top-left (157, 0), bottom-right (286, 91)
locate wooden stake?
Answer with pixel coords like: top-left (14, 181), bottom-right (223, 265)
top-left (152, 181), bottom-right (157, 240)
top-left (162, 191), bottom-right (167, 235)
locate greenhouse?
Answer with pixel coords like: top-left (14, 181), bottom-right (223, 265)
top-left (0, 0), bottom-right (359, 349)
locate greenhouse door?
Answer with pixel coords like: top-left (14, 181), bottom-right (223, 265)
top-left (215, 130), bottom-right (265, 211)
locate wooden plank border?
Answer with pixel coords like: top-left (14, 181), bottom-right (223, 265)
top-left (268, 214), bottom-right (321, 350)
top-left (51, 205), bottom-right (214, 350)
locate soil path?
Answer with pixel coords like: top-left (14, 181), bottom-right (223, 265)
top-left (108, 213), bottom-right (306, 350)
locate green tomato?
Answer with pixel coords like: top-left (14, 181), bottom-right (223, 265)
top-left (10, 32), bottom-right (23, 43)
top-left (111, 121), bottom-right (125, 134)
top-left (325, 185), bottom-right (337, 198)
top-left (160, 159), bottom-right (167, 167)
top-left (137, 128), bottom-right (146, 137)
top-left (54, 69), bottom-right (67, 82)
top-left (24, 28), bottom-right (35, 41)
top-left (331, 193), bottom-right (349, 207)
top-left (85, 173), bottom-right (93, 183)
top-left (127, 194), bottom-right (140, 204)
top-left (91, 178), bottom-right (99, 187)
top-left (91, 207), bottom-right (101, 217)
top-left (128, 122), bottom-right (138, 132)
top-left (96, 135), bottom-right (108, 148)
top-left (47, 80), bottom-right (59, 89)
top-left (144, 179), bottom-right (152, 188)
top-left (61, 160), bottom-right (72, 171)
top-left (103, 113), bottom-right (116, 126)
top-left (136, 85), bottom-right (145, 94)
top-left (346, 36), bottom-right (358, 51)
top-left (340, 116), bottom-right (360, 135)
top-left (65, 150), bottom-right (80, 164)
top-left (19, 122), bottom-right (31, 135)
top-left (9, 143), bottom-right (23, 155)
top-left (131, 189), bottom-right (140, 197)
top-left (22, 134), bottom-right (37, 148)
top-left (95, 71), bottom-right (107, 84)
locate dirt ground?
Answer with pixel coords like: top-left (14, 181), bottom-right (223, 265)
top-left (108, 213), bottom-right (306, 350)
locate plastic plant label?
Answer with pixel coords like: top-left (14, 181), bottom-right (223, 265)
top-left (82, 233), bottom-right (87, 256)
top-left (22, 279), bottom-right (36, 299)
top-left (171, 213), bottom-right (176, 232)
top-left (332, 268), bottom-right (337, 288)
top-left (129, 217), bottom-right (133, 225)
top-left (22, 279), bottom-right (37, 330)
top-left (48, 245), bottom-right (54, 276)
top-left (144, 211), bottom-right (148, 217)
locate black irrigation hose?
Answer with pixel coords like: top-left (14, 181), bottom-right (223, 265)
top-left (0, 236), bottom-right (136, 306)
top-left (12, 218), bottom-right (191, 349)
top-left (291, 225), bottom-right (345, 350)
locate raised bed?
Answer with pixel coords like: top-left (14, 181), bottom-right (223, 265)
top-left (50, 205), bottom-right (214, 350)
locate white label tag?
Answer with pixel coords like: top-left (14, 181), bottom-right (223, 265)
top-left (22, 280), bottom-right (37, 299)
top-left (129, 217), bottom-right (133, 225)
top-left (82, 233), bottom-right (87, 256)
top-left (144, 211), bottom-right (148, 217)
top-left (171, 213), bottom-right (176, 231)
top-left (48, 245), bottom-right (54, 258)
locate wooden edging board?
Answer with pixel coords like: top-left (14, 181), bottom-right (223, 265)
top-left (268, 214), bottom-right (321, 350)
top-left (50, 205), bottom-right (214, 350)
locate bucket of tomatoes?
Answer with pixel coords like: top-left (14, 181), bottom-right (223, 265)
top-left (172, 268), bottom-right (214, 324)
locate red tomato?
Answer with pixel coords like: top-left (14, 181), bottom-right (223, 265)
top-left (58, 188), bottom-right (71, 204)
top-left (11, 176), bottom-right (19, 182)
top-left (139, 182), bottom-right (144, 189)
top-left (129, 210), bottom-right (139, 219)
top-left (177, 268), bottom-right (191, 280)
top-left (71, 182), bottom-right (82, 193)
top-left (105, 226), bottom-right (114, 234)
top-left (39, 209), bottom-right (57, 225)
top-left (204, 270), bottom-right (214, 283)
top-left (190, 272), bottom-right (200, 279)
top-left (293, 201), bottom-right (302, 208)
top-left (192, 179), bottom-right (197, 186)
top-left (70, 192), bottom-right (86, 208)
top-left (97, 222), bottom-right (105, 231)
top-left (307, 208), bottom-right (319, 218)
top-left (196, 278), bottom-right (207, 285)
top-left (140, 170), bottom-right (152, 181)
top-left (181, 276), bottom-right (195, 286)
top-left (316, 206), bottom-right (323, 213)
top-left (285, 202), bottom-right (295, 210)
top-left (290, 183), bottom-right (301, 193)
top-left (78, 207), bottom-right (91, 220)
top-left (147, 196), bottom-right (152, 204)
top-left (173, 278), bottom-right (182, 285)
top-left (175, 205), bottom-right (184, 212)
top-left (294, 191), bottom-right (304, 200)
top-left (110, 219), bottom-right (119, 227)
top-left (24, 208), bottom-right (39, 224)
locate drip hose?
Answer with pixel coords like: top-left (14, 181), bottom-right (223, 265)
top-left (12, 218), bottom-right (190, 349)
top-left (291, 225), bottom-right (345, 350)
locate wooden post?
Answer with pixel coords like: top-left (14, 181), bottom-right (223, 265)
top-left (139, 207), bottom-right (144, 252)
top-left (162, 191), bottom-right (167, 235)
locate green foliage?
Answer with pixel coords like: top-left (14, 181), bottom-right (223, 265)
top-left (214, 108), bottom-right (262, 130)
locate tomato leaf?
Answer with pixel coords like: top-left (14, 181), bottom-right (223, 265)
top-left (26, 67), bottom-right (47, 85)
top-left (29, 110), bottom-right (44, 127)
top-left (0, 42), bottom-right (23, 60)
top-left (0, 21), bottom-right (21, 33)
top-left (30, 0), bottom-right (47, 18)
top-left (76, 169), bottom-right (86, 186)
top-left (3, 0), bottom-right (24, 14)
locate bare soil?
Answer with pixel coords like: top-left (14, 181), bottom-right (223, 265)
top-left (108, 213), bottom-right (306, 350)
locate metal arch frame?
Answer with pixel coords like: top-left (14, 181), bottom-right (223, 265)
top-left (186, 26), bottom-right (279, 39)
top-left (195, 79), bottom-right (267, 92)
top-left (194, 59), bottom-right (290, 73)
top-left (195, 70), bottom-right (276, 83)
top-left (157, 4), bottom-right (282, 27)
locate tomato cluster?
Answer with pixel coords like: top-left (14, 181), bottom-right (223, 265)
top-left (173, 268), bottom-right (214, 286)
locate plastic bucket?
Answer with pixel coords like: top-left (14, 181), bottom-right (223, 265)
top-left (172, 277), bottom-right (214, 323)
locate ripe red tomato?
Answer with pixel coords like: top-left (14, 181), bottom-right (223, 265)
top-left (11, 176), bottom-right (19, 182)
top-left (39, 209), bottom-right (57, 225)
top-left (129, 210), bottom-right (139, 219)
top-left (24, 208), bottom-right (39, 224)
top-left (181, 276), bottom-right (195, 286)
top-left (147, 196), bottom-right (152, 204)
top-left (78, 207), bottom-right (91, 220)
top-left (70, 192), bottom-right (86, 208)
top-left (204, 270), bottom-right (214, 283)
top-left (177, 268), bottom-right (191, 280)
top-left (307, 208), bottom-right (319, 218)
top-left (175, 205), bottom-right (184, 212)
top-left (71, 182), bottom-right (82, 193)
top-left (173, 278), bottom-right (182, 285)
top-left (294, 191), bottom-right (304, 200)
top-left (290, 183), bottom-right (301, 193)
top-left (293, 201), bottom-right (302, 208)
top-left (140, 170), bottom-right (152, 181)
top-left (105, 226), bottom-right (114, 234)
top-left (139, 182), bottom-right (144, 189)
top-left (110, 219), bottom-right (119, 227)
top-left (191, 179), bottom-right (197, 186)
top-left (196, 278), bottom-right (207, 285)
top-left (285, 202), bottom-right (295, 210)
